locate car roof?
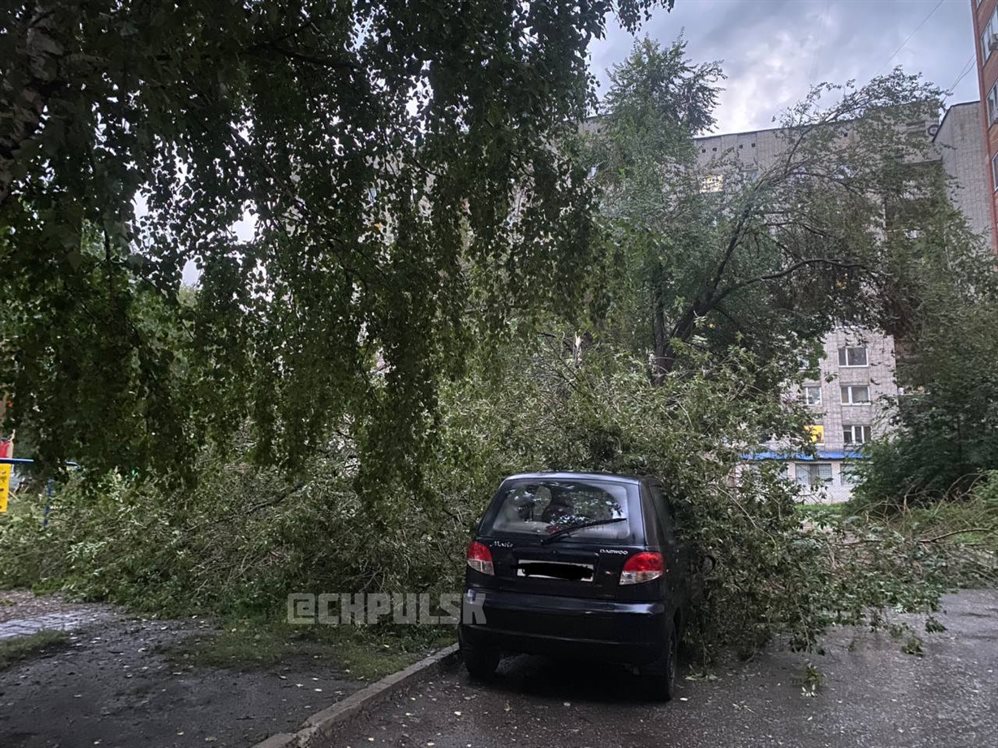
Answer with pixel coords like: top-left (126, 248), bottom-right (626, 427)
top-left (501, 471), bottom-right (646, 485)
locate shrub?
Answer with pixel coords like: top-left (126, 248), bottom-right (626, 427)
top-left (0, 340), bottom-right (974, 659)
top-left (0, 448), bottom-right (471, 616)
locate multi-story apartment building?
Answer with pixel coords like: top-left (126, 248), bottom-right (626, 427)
top-left (698, 103), bottom-right (989, 501)
top-left (790, 328), bottom-right (898, 502)
top-left (737, 328), bottom-right (899, 503)
top-left (973, 0), bottom-right (998, 249)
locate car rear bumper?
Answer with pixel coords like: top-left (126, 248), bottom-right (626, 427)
top-left (459, 587), bottom-right (671, 666)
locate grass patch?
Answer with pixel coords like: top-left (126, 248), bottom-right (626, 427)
top-left (166, 620), bottom-right (454, 681)
top-left (796, 502), bottom-right (847, 526)
top-left (0, 630), bottom-right (69, 670)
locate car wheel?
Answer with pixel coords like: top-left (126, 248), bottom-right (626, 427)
top-left (459, 635), bottom-right (500, 681)
top-left (645, 621), bottom-right (678, 702)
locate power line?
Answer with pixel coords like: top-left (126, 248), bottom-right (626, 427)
top-left (883, 0), bottom-right (945, 70)
top-left (947, 54), bottom-right (976, 94)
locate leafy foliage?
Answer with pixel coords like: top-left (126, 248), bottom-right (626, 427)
top-left (0, 229), bottom-right (192, 474)
top-left (0, 25), bottom-right (990, 669)
top-left (583, 39), bottom-right (945, 379)
top-left (852, 212), bottom-right (998, 510)
top-left (4, 338), bottom-right (982, 660)
top-left (0, 440), bottom-right (473, 614)
top-left (1, 0), bottom-right (670, 481)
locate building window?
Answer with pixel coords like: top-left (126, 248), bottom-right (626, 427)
top-left (796, 462), bottom-right (833, 488)
top-left (982, 7), bottom-right (998, 62)
top-left (798, 353), bottom-right (820, 375)
top-left (992, 153), bottom-right (998, 194)
top-left (802, 385), bottom-right (822, 406)
top-left (843, 424), bottom-right (872, 445)
top-left (837, 346), bottom-right (868, 367)
top-left (841, 385), bottom-right (870, 404)
top-left (989, 83), bottom-right (998, 127)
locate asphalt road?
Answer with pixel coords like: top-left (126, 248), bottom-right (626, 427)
top-left (0, 613), bottom-right (362, 747)
top-left (334, 589), bottom-right (998, 748)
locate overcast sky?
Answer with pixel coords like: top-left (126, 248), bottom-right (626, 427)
top-left (590, 0), bottom-right (979, 134)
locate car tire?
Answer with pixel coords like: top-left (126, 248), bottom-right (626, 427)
top-left (645, 621), bottom-right (678, 702)
top-left (459, 634), bottom-right (500, 681)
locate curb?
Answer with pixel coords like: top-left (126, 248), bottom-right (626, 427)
top-left (250, 643), bottom-right (460, 748)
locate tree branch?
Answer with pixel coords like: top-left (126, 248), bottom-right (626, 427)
top-left (245, 42), bottom-right (357, 72)
top-left (713, 258), bottom-right (867, 307)
top-left (919, 526), bottom-right (997, 543)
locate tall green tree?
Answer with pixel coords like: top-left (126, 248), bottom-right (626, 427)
top-left (853, 206), bottom-right (998, 508)
top-left (585, 39), bottom-right (946, 381)
top-left (0, 1), bottom-right (669, 480)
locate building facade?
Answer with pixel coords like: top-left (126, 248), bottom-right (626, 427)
top-left (972, 0), bottom-right (998, 249)
top-left (737, 328), bottom-right (899, 504)
top-left (934, 100), bottom-right (991, 239)
top-left (697, 102), bottom-right (987, 501)
top-left (788, 328), bottom-right (898, 503)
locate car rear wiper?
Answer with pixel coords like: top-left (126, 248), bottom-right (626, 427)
top-left (541, 517), bottom-right (627, 544)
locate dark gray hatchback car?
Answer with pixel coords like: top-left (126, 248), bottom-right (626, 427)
top-left (458, 472), bottom-right (692, 700)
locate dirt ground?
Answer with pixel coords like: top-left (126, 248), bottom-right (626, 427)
top-left (0, 593), bottom-right (365, 748)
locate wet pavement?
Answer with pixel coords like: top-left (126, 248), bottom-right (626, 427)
top-left (0, 599), bottom-right (364, 747)
top-left (0, 610), bottom-right (115, 640)
top-left (0, 589), bottom-right (113, 629)
top-left (334, 589), bottom-right (998, 748)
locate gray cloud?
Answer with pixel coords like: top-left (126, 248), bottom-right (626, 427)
top-left (590, 0), bottom-right (979, 133)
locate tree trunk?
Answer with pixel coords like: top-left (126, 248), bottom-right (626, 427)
top-left (651, 303), bottom-right (700, 385)
top-left (651, 280), bottom-right (669, 384)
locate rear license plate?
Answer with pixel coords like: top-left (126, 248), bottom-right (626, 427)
top-left (515, 560), bottom-right (595, 582)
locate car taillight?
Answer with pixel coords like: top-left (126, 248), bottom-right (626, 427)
top-left (466, 540), bottom-right (494, 576)
top-left (619, 551), bottom-right (664, 585)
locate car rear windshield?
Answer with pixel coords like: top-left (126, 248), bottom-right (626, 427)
top-left (482, 478), bottom-right (639, 543)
